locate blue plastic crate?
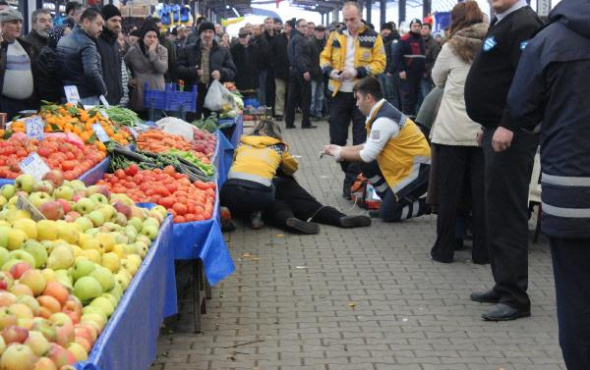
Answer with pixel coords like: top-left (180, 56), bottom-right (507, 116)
top-left (143, 83), bottom-right (166, 110)
top-left (243, 98), bottom-right (260, 108)
top-left (165, 84), bottom-right (198, 113)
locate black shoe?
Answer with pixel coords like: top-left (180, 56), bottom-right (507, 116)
top-left (430, 252), bottom-right (453, 263)
top-left (286, 125), bottom-right (296, 129)
top-left (343, 179), bottom-right (353, 200)
top-left (368, 210), bottom-right (381, 218)
top-left (302, 124), bottom-right (317, 129)
top-left (339, 215), bottom-right (372, 228)
top-left (481, 303), bottom-right (531, 321)
top-left (275, 115), bottom-right (283, 120)
top-left (286, 217), bottom-right (320, 234)
top-left (470, 289), bottom-right (501, 304)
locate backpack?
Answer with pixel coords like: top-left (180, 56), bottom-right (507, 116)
top-left (351, 174), bottom-right (382, 210)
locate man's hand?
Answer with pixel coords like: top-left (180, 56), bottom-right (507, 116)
top-left (303, 72), bottom-right (310, 81)
top-left (323, 144), bottom-right (343, 162)
top-left (148, 40), bottom-right (158, 53)
top-left (341, 67), bottom-right (358, 80)
top-left (129, 78), bottom-right (137, 89)
top-left (329, 70), bottom-right (341, 80)
top-left (492, 127), bottom-right (514, 152)
top-left (476, 130), bottom-right (483, 147)
top-left (211, 70), bottom-right (221, 80)
top-left (399, 71), bottom-right (407, 80)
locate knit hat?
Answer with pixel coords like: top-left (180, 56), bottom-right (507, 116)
top-left (0, 8), bottom-right (23, 23)
top-left (48, 26), bottom-right (66, 48)
top-left (140, 21), bottom-right (159, 39)
top-left (314, 25), bottom-right (326, 32)
top-left (381, 22), bottom-right (394, 32)
top-left (409, 18), bottom-right (422, 27)
top-left (198, 21), bottom-right (215, 35)
top-left (101, 4), bottom-right (121, 21)
top-left (130, 29), bottom-right (142, 38)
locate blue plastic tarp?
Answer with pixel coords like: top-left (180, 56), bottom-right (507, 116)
top-left (75, 213), bottom-right (176, 370)
top-left (231, 115), bottom-right (243, 148)
top-left (168, 187), bottom-right (235, 286)
top-left (0, 157), bottom-right (110, 187)
top-left (216, 130), bottom-right (234, 187)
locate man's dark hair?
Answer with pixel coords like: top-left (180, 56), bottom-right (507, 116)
top-left (354, 77), bottom-right (384, 101)
top-left (296, 18), bottom-right (306, 27)
top-left (423, 23), bottom-right (432, 30)
top-left (273, 18), bottom-right (282, 24)
top-left (65, 1), bottom-right (79, 15)
top-left (80, 8), bottom-right (102, 23)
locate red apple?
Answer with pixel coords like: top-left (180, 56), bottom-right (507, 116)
top-left (38, 202), bottom-right (65, 221)
top-left (33, 357), bottom-right (57, 370)
top-left (53, 322), bottom-right (74, 347)
top-left (56, 200), bottom-right (71, 214)
top-left (42, 170), bottom-right (64, 188)
top-left (0, 272), bottom-right (14, 291)
top-left (9, 263), bottom-right (32, 280)
top-left (0, 292), bottom-right (17, 307)
top-left (0, 343), bottom-right (38, 369)
top-left (112, 202), bottom-right (131, 219)
top-left (43, 283), bottom-right (69, 307)
top-left (2, 325), bottom-right (29, 344)
top-left (47, 343), bottom-right (75, 367)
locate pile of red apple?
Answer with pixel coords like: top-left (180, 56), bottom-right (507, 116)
top-left (97, 165), bottom-right (216, 223)
top-left (0, 134), bottom-right (106, 180)
top-left (0, 268), bottom-right (100, 369)
top-left (191, 129), bottom-right (216, 159)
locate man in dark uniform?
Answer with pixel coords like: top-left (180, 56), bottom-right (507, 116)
top-left (507, 0), bottom-right (590, 365)
top-left (393, 18), bottom-right (425, 118)
top-left (464, 0), bottom-right (543, 321)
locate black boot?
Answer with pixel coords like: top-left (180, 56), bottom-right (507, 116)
top-left (286, 217), bottom-right (320, 234)
top-left (339, 215), bottom-right (372, 228)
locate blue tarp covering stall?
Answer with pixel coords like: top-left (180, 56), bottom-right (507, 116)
top-left (75, 213), bottom-right (176, 370)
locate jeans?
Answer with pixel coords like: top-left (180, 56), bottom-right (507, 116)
top-left (274, 78), bottom-right (287, 116)
top-left (310, 80), bottom-right (324, 117)
top-left (378, 73), bottom-right (400, 109)
top-left (550, 238), bottom-right (590, 370)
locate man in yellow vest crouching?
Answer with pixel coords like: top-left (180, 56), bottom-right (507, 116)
top-left (323, 77), bottom-right (431, 222)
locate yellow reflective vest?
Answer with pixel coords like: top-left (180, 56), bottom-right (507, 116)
top-left (320, 26), bottom-right (386, 95)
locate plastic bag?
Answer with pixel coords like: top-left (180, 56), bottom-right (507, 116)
top-left (155, 117), bottom-right (194, 142)
top-left (203, 80), bottom-right (229, 111)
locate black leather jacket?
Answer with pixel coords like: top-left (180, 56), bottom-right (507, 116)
top-left (97, 27), bottom-right (122, 105)
top-left (56, 25), bottom-right (107, 98)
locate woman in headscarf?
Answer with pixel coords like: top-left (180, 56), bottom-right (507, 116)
top-left (124, 21), bottom-right (168, 115)
top-left (35, 25), bottom-right (72, 103)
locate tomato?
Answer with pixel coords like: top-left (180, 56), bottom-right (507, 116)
top-left (173, 203), bottom-right (187, 216)
top-left (173, 215), bottom-right (186, 223)
top-left (115, 169), bottom-right (126, 179)
top-left (125, 164), bottom-right (139, 176)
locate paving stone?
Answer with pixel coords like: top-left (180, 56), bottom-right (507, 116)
top-left (152, 121), bottom-right (565, 370)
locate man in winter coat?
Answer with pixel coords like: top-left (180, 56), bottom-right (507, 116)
top-left (270, 20), bottom-right (290, 120)
top-left (308, 25), bottom-right (326, 119)
top-left (97, 5), bottom-right (123, 106)
top-left (263, 17), bottom-right (277, 113)
top-left (57, 8), bottom-right (106, 106)
top-left (464, 0), bottom-right (543, 322)
top-left (393, 18), bottom-right (426, 118)
top-left (419, 23), bottom-right (441, 107)
top-left (174, 21), bottom-right (236, 118)
top-left (0, 8), bottom-right (38, 118)
top-left (320, 2), bottom-right (386, 199)
top-left (507, 0), bottom-right (590, 366)
top-left (230, 29), bottom-right (261, 92)
top-left (251, 24), bottom-right (271, 105)
top-left (24, 9), bottom-right (53, 53)
top-left (379, 22), bottom-right (400, 108)
top-left (285, 19), bottom-right (315, 129)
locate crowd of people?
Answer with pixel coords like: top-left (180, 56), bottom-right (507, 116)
top-left (0, 0), bottom-right (587, 368)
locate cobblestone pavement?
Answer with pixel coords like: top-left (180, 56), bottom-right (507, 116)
top-left (152, 120), bottom-right (565, 370)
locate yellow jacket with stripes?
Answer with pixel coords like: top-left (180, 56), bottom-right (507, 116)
top-left (320, 25), bottom-right (386, 95)
top-left (366, 102), bottom-right (431, 195)
top-left (228, 135), bottom-right (298, 187)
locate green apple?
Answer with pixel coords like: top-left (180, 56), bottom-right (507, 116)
top-left (23, 240), bottom-right (48, 268)
top-left (8, 250), bottom-right (36, 268)
top-left (140, 225), bottom-right (158, 241)
top-left (127, 217), bottom-right (143, 233)
top-left (89, 297), bottom-right (114, 317)
top-left (95, 204), bottom-right (115, 221)
top-left (47, 245), bottom-right (75, 270)
top-left (71, 259), bottom-right (96, 281)
top-left (0, 248), bottom-right (9, 267)
top-left (87, 211), bottom-right (105, 227)
top-left (14, 174), bottom-right (35, 193)
top-left (6, 229), bottom-right (28, 251)
top-left (54, 269), bottom-right (73, 290)
top-left (0, 227), bottom-right (10, 248)
top-left (33, 181), bottom-right (54, 196)
top-left (90, 266), bottom-right (115, 292)
top-left (0, 184), bottom-right (16, 200)
top-left (54, 185), bottom-right (74, 201)
top-left (88, 194), bottom-right (108, 205)
top-left (69, 180), bottom-right (86, 191)
top-left (75, 198), bottom-right (96, 215)
top-left (74, 276), bottom-right (103, 303)
top-left (74, 217), bottom-right (94, 232)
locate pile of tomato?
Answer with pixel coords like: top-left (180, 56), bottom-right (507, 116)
top-left (0, 134), bottom-right (107, 180)
top-left (97, 165), bottom-right (216, 223)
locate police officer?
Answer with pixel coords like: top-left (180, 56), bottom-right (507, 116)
top-left (320, 1), bottom-right (385, 199)
top-left (323, 77), bottom-right (431, 222)
top-left (507, 0), bottom-right (590, 366)
top-left (464, 0), bottom-right (543, 321)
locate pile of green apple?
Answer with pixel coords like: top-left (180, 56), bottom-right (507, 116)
top-left (0, 173), bottom-right (168, 369)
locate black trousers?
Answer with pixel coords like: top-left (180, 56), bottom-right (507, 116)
top-left (483, 128), bottom-right (538, 310)
top-left (430, 145), bottom-right (488, 264)
top-left (362, 161), bottom-right (429, 222)
top-left (329, 91), bottom-right (367, 182)
top-left (266, 68), bottom-right (276, 111)
top-left (0, 96), bottom-right (35, 121)
top-left (196, 82), bottom-right (212, 119)
top-left (220, 179), bottom-right (275, 217)
top-left (399, 75), bottom-right (421, 117)
top-left (264, 176), bottom-right (345, 228)
top-left (285, 70), bottom-right (311, 128)
top-left (550, 237), bottom-right (590, 370)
